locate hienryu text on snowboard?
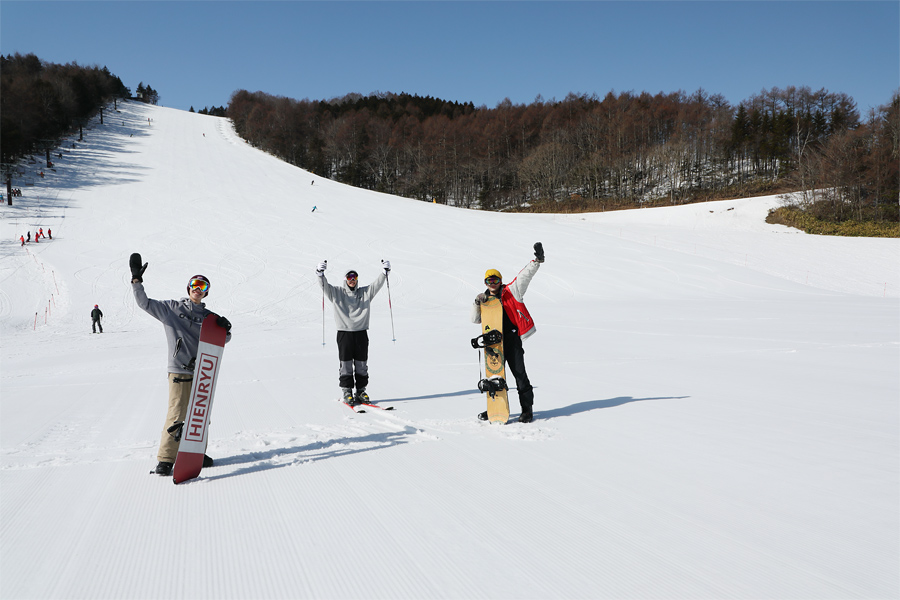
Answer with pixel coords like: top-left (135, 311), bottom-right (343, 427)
top-left (184, 353), bottom-right (218, 442)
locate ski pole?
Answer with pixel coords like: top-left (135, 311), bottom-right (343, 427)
top-left (383, 260), bottom-right (396, 342)
top-left (321, 259), bottom-right (327, 346)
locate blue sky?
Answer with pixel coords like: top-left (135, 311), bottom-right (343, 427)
top-left (2, 1), bottom-right (897, 114)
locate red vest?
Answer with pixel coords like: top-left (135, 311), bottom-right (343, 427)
top-left (500, 283), bottom-right (536, 340)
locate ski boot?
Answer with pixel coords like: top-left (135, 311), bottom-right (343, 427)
top-left (355, 389), bottom-right (370, 404)
top-left (341, 388), bottom-right (356, 405)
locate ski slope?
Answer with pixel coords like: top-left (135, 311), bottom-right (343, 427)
top-left (1, 102), bottom-right (898, 600)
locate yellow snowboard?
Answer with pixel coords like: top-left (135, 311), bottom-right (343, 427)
top-left (479, 297), bottom-right (509, 424)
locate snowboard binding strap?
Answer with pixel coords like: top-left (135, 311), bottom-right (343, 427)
top-left (478, 376), bottom-right (508, 398)
top-left (167, 421), bottom-right (184, 442)
top-left (471, 329), bottom-right (502, 349)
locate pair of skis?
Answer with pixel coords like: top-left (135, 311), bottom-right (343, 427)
top-left (344, 401), bottom-right (395, 413)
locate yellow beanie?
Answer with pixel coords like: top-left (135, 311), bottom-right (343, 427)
top-left (484, 269), bottom-right (502, 281)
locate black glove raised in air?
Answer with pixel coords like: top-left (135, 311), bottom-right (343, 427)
top-left (130, 253), bottom-right (148, 282)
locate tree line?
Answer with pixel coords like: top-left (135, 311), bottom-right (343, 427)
top-left (0, 53), bottom-right (129, 165)
top-left (228, 87), bottom-right (898, 222)
top-left (190, 105), bottom-right (228, 117)
top-left (135, 82), bottom-right (160, 105)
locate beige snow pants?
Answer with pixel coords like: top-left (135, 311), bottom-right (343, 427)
top-left (157, 373), bottom-right (193, 463)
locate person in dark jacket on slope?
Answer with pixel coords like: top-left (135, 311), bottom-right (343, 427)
top-left (129, 253), bottom-right (232, 476)
top-left (471, 243), bottom-right (544, 423)
top-left (91, 304), bottom-right (103, 333)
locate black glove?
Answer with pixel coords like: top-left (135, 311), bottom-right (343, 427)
top-left (216, 315), bottom-right (232, 332)
top-left (130, 253), bottom-right (148, 282)
top-left (533, 242), bottom-right (545, 263)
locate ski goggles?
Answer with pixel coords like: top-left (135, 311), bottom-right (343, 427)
top-left (189, 278), bottom-right (209, 292)
top-left (484, 276), bottom-right (502, 285)
top-left (346, 272), bottom-right (358, 281)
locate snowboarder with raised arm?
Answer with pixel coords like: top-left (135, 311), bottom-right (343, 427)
top-left (317, 260), bottom-right (391, 405)
top-left (471, 243), bottom-right (544, 423)
top-left (129, 253), bottom-right (232, 476)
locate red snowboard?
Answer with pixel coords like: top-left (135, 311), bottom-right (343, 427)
top-left (173, 314), bottom-right (227, 484)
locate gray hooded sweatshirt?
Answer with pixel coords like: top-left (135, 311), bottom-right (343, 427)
top-left (318, 272), bottom-right (386, 331)
top-left (132, 282), bottom-right (232, 374)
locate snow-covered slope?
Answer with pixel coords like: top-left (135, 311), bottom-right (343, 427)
top-left (2, 102), bottom-right (897, 599)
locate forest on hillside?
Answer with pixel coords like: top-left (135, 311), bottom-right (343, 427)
top-left (228, 87), bottom-right (898, 223)
top-left (2, 50), bottom-right (895, 226)
top-left (0, 53), bottom-right (132, 165)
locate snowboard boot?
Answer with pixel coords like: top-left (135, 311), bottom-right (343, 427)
top-left (154, 461), bottom-right (173, 476)
top-left (203, 454), bottom-right (214, 468)
top-left (341, 388), bottom-right (356, 405)
top-left (518, 409), bottom-right (534, 423)
top-left (355, 389), bottom-right (370, 404)
top-left (477, 411), bottom-right (489, 421)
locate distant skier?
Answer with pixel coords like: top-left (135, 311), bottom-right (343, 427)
top-left (26, 232), bottom-right (30, 243)
top-left (316, 259), bottom-right (391, 404)
top-left (91, 304), bottom-right (103, 333)
top-left (47, 229), bottom-right (52, 239)
top-left (311, 206), bottom-right (317, 212)
top-left (471, 243), bottom-right (544, 423)
top-left (129, 253), bottom-right (233, 477)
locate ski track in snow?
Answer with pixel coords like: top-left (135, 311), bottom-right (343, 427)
top-left (1, 102), bottom-right (897, 600)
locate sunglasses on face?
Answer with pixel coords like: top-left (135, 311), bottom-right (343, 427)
top-left (189, 279), bottom-right (209, 292)
top-left (484, 276), bottom-right (501, 285)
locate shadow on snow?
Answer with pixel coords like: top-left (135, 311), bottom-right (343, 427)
top-left (535, 395), bottom-right (690, 420)
top-left (198, 425), bottom-right (419, 482)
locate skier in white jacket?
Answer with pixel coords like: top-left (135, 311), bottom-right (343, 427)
top-left (317, 260), bottom-right (390, 404)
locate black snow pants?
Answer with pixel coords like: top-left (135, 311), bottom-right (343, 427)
top-left (502, 311), bottom-right (534, 410)
top-left (337, 330), bottom-right (369, 390)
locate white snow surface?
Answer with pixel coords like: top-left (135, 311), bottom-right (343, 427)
top-left (1, 103), bottom-right (898, 600)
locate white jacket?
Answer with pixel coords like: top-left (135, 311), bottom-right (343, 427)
top-left (318, 272), bottom-right (386, 331)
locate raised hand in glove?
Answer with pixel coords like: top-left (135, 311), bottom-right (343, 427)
top-left (382, 259), bottom-right (391, 274)
top-left (216, 315), bottom-right (232, 332)
top-left (130, 253), bottom-right (148, 282)
top-left (316, 261), bottom-right (327, 276)
top-left (533, 242), bottom-right (545, 263)
top-left (474, 292), bottom-right (489, 305)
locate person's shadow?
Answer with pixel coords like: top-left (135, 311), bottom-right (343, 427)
top-left (534, 395), bottom-right (689, 420)
top-left (381, 391), bottom-right (688, 420)
top-left (198, 426), bottom-right (419, 482)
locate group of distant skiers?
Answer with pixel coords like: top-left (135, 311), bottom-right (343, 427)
top-left (124, 243), bottom-right (544, 477)
top-left (19, 228), bottom-right (50, 245)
